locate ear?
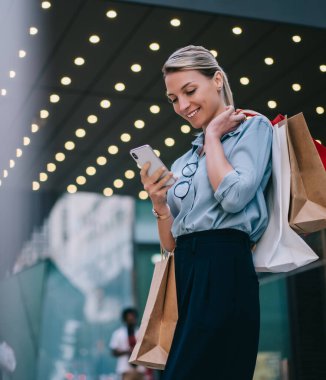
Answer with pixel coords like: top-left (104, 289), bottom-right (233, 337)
top-left (213, 71), bottom-right (223, 90)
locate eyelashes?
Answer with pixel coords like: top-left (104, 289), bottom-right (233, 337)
top-left (167, 89), bottom-right (196, 104)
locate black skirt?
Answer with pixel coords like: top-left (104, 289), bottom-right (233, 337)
top-left (162, 229), bottom-right (260, 380)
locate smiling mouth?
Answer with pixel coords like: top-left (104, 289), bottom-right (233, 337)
top-left (187, 108), bottom-right (199, 118)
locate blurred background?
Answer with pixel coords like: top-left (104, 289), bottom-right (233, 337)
top-left (0, 0), bottom-right (325, 379)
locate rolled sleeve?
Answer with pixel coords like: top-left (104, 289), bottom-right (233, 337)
top-left (214, 117), bottom-right (272, 213)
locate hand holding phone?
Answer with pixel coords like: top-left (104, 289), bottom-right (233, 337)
top-left (130, 145), bottom-right (176, 186)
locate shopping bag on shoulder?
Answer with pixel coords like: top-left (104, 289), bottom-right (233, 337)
top-left (253, 118), bottom-right (319, 272)
top-left (129, 252), bottom-right (178, 369)
top-left (287, 113), bottom-right (326, 233)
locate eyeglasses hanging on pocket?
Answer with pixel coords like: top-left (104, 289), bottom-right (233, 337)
top-left (173, 161), bottom-right (199, 200)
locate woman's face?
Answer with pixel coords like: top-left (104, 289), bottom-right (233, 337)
top-left (165, 69), bottom-right (225, 130)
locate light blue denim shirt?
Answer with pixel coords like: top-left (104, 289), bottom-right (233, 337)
top-left (167, 115), bottom-right (273, 243)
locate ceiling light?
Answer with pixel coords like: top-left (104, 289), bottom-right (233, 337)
top-left (1, 89), bottom-right (7, 96)
top-left (76, 176), bottom-right (86, 185)
top-left (292, 83), bottom-right (301, 92)
top-left (87, 115), bottom-right (98, 124)
top-left (19, 50), bottom-right (26, 58)
top-left (232, 26), bottom-right (242, 35)
top-left (33, 181), bottom-right (40, 191)
top-left (267, 100), bottom-right (277, 109)
top-left (131, 64), bottom-right (142, 72)
top-left (113, 179), bottom-right (124, 188)
top-left (31, 123), bottom-right (39, 133)
top-left (115, 82), bottom-right (125, 91)
top-left (134, 120), bottom-right (145, 129)
top-left (264, 57), bottom-right (274, 65)
top-left (47, 163), bottom-right (56, 172)
top-left (315, 139), bottom-right (322, 144)
top-left (150, 105), bottom-right (160, 114)
top-left (100, 99), bottom-right (111, 108)
top-left (75, 128), bottom-right (86, 138)
top-left (23, 137), bottom-right (31, 146)
top-left (74, 57), bottom-right (85, 66)
top-left (170, 18), bottom-right (181, 27)
top-left (50, 94), bottom-right (60, 103)
top-left (16, 149), bottom-right (23, 157)
top-left (125, 170), bottom-right (135, 179)
top-left (61, 76), bottom-right (71, 85)
top-left (65, 141), bottom-right (75, 150)
top-left (40, 109), bottom-right (49, 118)
top-left (139, 190), bottom-right (149, 200)
top-left (89, 35), bottom-right (100, 44)
top-left (55, 152), bottom-right (65, 161)
top-left (149, 42), bottom-right (160, 51)
top-left (41, 1), bottom-right (51, 9)
top-left (316, 106), bottom-right (325, 114)
top-left (165, 137), bottom-right (175, 147)
top-left (97, 156), bottom-right (107, 165)
top-left (9, 160), bottom-right (15, 168)
top-left (210, 50), bottom-right (218, 58)
top-left (108, 145), bottom-right (119, 154)
top-left (29, 27), bottom-right (38, 35)
top-left (240, 77), bottom-right (250, 85)
top-left (154, 149), bottom-right (160, 157)
top-left (86, 166), bottom-right (96, 176)
top-left (9, 71), bottom-right (16, 78)
top-left (106, 10), bottom-right (117, 18)
top-left (40, 172), bottom-right (48, 182)
top-left (121, 133), bottom-right (131, 142)
top-left (103, 187), bottom-right (113, 197)
top-left (3, 170), bottom-right (8, 178)
top-left (292, 35), bottom-right (301, 43)
top-left (319, 65), bottom-right (326, 72)
top-left (181, 124), bottom-right (191, 134)
top-left (67, 184), bottom-right (77, 194)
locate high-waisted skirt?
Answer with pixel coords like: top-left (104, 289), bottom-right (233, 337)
top-left (162, 229), bottom-right (260, 380)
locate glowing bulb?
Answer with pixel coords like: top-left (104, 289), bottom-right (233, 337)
top-left (181, 124), bottom-right (191, 134)
top-left (232, 26), bottom-right (242, 35)
top-left (67, 184), bottom-right (77, 193)
top-left (61, 76), bottom-right (71, 85)
top-left (9, 71), bottom-right (16, 78)
top-left (170, 18), bottom-right (181, 27)
top-left (1, 89), bottom-right (7, 96)
top-left (3, 170), bottom-right (8, 178)
top-left (210, 50), bottom-right (218, 58)
top-left (134, 120), bottom-right (145, 129)
top-left (131, 64), bottom-right (142, 72)
top-left (115, 82), bottom-right (125, 91)
top-left (23, 137), bottom-right (31, 146)
top-left (103, 187), bottom-right (113, 196)
top-left (75, 128), bottom-right (86, 138)
top-left (31, 123), bottom-right (39, 133)
top-left (29, 27), bottom-right (38, 35)
top-left (50, 94), bottom-right (60, 103)
top-left (149, 42), bottom-right (160, 51)
top-left (154, 149), bottom-right (160, 157)
top-left (86, 166), bottom-right (96, 176)
top-left (55, 152), bottom-right (65, 161)
top-left (89, 35), bottom-right (100, 44)
top-left (268, 100), bottom-right (277, 109)
top-left (240, 77), bottom-right (250, 85)
top-left (150, 105), bottom-right (160, 114)
top-left (106, 10), bottom-right (117, 18)
top-left (16, 149), bottom-right (23, 157)
top-left (121, 133), bottom-right (131, 142)
top-left (292, 35), bottom-right (301, 43)
top-left (108, 145), bottom-right (119, 154)
top-left (40, 109), bottom-right (49, 119)
top-left (165, 137), bottom-right (175, 147)
top-left (74, 57), bottom-right (85, 66)
top-left (292, 83), bottom-right (301, 92)
top-left (65, 141), bottom-right (75, 150)
top-left (33, 181), bottom-right (40, 191)
top-left (9, 160), bottom-right (15, 168)
top-left (264, 57), bottom-right (274, 65)
top-left (139, 190), bottom-right (149, 200)
top-left (97, 156), bottom-right (107, 165)
top-left (87, 115), bottom-right (98, 124)
top-left (41, 1), bottom-right (51, 9)
top-left (125, 170), bottom-right (135, 179)
top-left (319, 65), bottom-right (326, 73)
top-left (19, 50), bottom-right (26, 58)
top-left (39, 172), bottom-right (48, 182)
top-left (113, 179), bottom-right (124, 188)
top-left (100, 99), bottom-right (111, 108)
top-left (316, 106), bottom-right (325, 115)
top-left (76, 176), bottom-right (86, 185)
top-left (47, 163), bottom-right (56, 172)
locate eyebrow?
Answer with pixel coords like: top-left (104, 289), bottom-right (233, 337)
top-left (166, 81), bottom-right (195, 97)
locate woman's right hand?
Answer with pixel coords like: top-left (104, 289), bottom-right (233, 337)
top-left (140, 162), bottom-right (174, 212)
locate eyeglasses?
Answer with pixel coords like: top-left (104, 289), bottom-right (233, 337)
top-left (173, 161), bottom-right (198, 200)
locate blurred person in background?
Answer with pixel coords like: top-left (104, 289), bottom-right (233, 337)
top-left (110, 307), bottom-right (147, 380)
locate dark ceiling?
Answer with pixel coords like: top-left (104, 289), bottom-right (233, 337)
top-left (1, 0), bottom-right (326, 199)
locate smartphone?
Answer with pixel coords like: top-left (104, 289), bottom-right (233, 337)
top-left (130, 144), bottom-right (176, 186)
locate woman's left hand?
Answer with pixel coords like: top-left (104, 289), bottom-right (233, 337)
top-left (205, 106), bottom-right (246, 140)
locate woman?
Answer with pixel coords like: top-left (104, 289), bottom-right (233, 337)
top-left (140, 45), bottom-right (272, 380)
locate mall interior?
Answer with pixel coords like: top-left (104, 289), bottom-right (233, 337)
top-left (0, 0), bottom-right (325, 379)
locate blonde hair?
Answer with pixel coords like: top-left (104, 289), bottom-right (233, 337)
top-left (162, 45), bottom-right (234, 106)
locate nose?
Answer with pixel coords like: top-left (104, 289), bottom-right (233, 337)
top-left (178, 96), bottom-right (190, 113)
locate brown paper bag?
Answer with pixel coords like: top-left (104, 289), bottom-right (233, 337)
top-left (287, 113), bottom-right (326, 233)
top-left (129, 253), bottom-right (178, 370)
